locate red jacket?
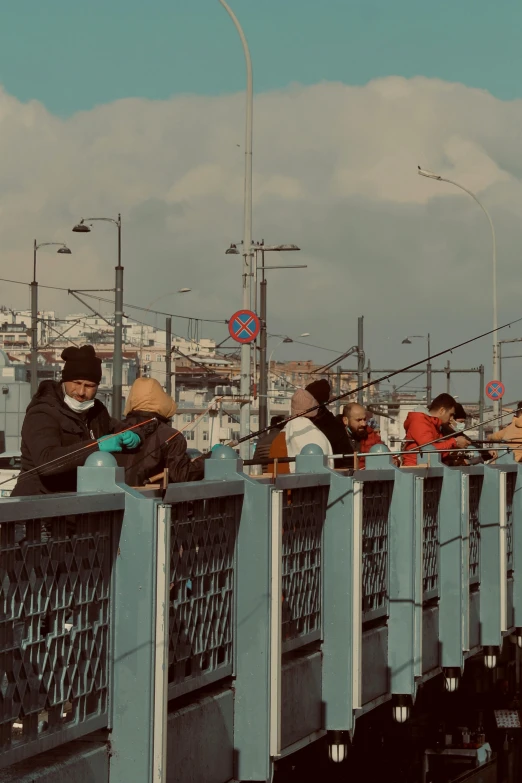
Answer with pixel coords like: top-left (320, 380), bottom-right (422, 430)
top-left (356, 427), bottom-right (384, 469)
top-left (402, 411), bottom-right (457, 467)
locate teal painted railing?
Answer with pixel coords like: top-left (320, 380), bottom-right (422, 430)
top-left (1, 445), bottom-right (522, 783)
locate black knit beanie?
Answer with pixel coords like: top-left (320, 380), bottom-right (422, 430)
top-left (305, 378), bottom-right (331, 405)
top-left (61, 345), bottom-right (102, 384)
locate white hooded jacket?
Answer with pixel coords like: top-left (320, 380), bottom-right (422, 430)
top-left (284, 417), bottom-right (333, 473)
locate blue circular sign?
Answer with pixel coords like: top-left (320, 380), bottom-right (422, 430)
top-left (486, 380), bottom-right (505, 401)
top-left (228, 309), bottom-right (261, 344)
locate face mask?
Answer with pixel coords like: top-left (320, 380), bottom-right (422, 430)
top-left (63, 390), bottom-right (95, 413)
top-left (454, 421), bottom-right (466, 432)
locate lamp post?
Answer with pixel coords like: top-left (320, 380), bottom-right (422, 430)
top-left (418, 166), bottom-right (498, 417)
top-left (139, 290), bottom-right (191, 385)
top-left (31, 240), bottom-right (72, 396)
top-left (267, 333), bottom-right (310, 421)
top-left (72, 214), bottom-right (123, 418)
top-left (226, 241), bottom-right (304, 430)
top-left (402, 334), bottom-right (431, 405)
top-left (219, 0), bottom-right (253, 459)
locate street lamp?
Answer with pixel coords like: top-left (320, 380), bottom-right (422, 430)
top-left (267, 333), bottom-right (310, 421)
top-left (31, 241), bottom-right (72, 396)
top-left (72, 214), bottom-right (123, 418)
top-left (227, 240), bottom-right (305, 430)
top-left (139, 290), bottom-right (192, 392)
top-left (402, 333), bottom-right (431, 405)
top-left (418, 166), bottom-right (498, 417)
top-left (219, 0), bottom-right (253, 460)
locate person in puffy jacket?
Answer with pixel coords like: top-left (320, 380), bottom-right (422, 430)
top-left (305, 379), bottom-right (353, 468)
top-left (489, 402), bottom-right (522, 462)
top-left (336, 402), bottom-right (385, 469)
top-left (268, 388), bottom-right (332, 474)
top-left (12, 345), bottom-right (138, 496)
top-left (115, 377), bottom-right (205, 485)
top-left (402, 393), bottom-right (470, 467)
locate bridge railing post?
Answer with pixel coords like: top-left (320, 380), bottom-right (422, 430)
top-left (479, 461), bottom-right (509, 657)
top-left (78, 452), bottom-right (168, 783)
top-left (295, 444), bottom-right (360, 739)
top-left (438, 460), bottom-right (472, 678)
top-left (388, 449), bottom-right (424, 714)
top-left (207, 446), bottom-right (279, 783)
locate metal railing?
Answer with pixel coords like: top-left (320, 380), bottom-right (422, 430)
top-left (422, 474), bottom-right (443, 601)
top-left (0, 493), bottom-right (123, 770)
top-left (165, 481), bottom-right (243, 700)
top-left (468, 473), bottom-right (483, 586)
top-left (361, 479), bottom-right (392, 622)
top-left (506, 469), bottom-right (516, 573)
top-left (275, 474), bottom-right (329, 654)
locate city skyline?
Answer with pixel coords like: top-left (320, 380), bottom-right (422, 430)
top-left (0, 3), bottom-right (521, 403)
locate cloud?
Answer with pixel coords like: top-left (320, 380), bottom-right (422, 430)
top-left (1, 76), bottom-right (522, 399)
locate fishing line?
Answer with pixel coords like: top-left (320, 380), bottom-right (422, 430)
top-left (3, 418), bottom-right (157, 490)
top-left (235, 314), bottom-right (522, 446)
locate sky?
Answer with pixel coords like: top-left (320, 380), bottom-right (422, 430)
top-left (1, 0), bottom-right (522, 403)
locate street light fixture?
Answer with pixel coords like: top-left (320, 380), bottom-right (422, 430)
top-left (418, 165), bottom-right (498, 417)
top-left (267, 333), bottom-right (310, 422)
top-left (402, 333), bottom-right (432, 405)
top-left (225, 240), bottom-right (306, 430)
top-left (31, 241), bottom-right (72, 396)
top-left (219, 0), bottom-right (253, 460)
top-left (72, 214), bottom-right (123, 418)
top-left (139, 290), bottom-right (192, 391)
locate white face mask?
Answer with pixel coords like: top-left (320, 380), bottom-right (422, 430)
top-left (63, 387), bottom-right (96, 413)
top-left (453, 421), bottom-right (466, 432)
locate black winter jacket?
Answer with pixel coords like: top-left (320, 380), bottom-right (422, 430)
top-left (12, 381), bottom-right (119, 496)
top-left (313, 407), bottom-right (354, 469)
top-left (115, 410), bottom-right (205, 486)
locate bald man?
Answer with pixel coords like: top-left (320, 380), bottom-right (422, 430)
top-left (339, 403), bottom-right (384, 469)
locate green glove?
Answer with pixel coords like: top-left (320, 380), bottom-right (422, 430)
top-left (120, 430), bottom-right (141, 449)
top-left (98, 431), bottom-right (141, 453)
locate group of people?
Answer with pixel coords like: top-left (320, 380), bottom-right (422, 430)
top-left (12, 345), bottom-right (206, 497)
top-left (255, 378), bottom-right (384, 472)
top-left (12, 344), bottom-right (522, 497)
top-left (256, 386), bottom-right (522, 472)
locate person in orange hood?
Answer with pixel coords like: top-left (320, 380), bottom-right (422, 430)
top-left (402, 393), bottom-right (470, 467)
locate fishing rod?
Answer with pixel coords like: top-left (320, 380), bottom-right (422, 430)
top-left (2, 418), bottom-right (159, 490)
top-left (235, 314), bottom-right (522, 446)
top-left (4, 399), bottom-right (222, 492)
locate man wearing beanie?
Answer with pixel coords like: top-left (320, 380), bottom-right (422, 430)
top-left (12, 345), bottom-right (139, 496)
top-left (305, 378), bottom-right (353, 468)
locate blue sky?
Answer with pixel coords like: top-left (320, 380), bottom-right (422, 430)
top-left (1, 0), bottom-right (521, 114)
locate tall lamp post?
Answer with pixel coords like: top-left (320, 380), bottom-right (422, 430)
top-left (418, 166), bottom-right (498, 417)
top-left (402, 333), bottom-right (432, 405)
top-left (139, 289), bottom-right (191, 387)
top-left (31, 240), bottom-right (72, 396)
top-left (226, 241), bottom-right (305, 430)
top-left (72, 214), bottom-right (123, 418)
top-left (267, 333), bottom-right (310, 422)
top-left (219, 0), bottom-right (253, 459)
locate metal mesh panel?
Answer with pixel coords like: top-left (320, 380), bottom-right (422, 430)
top-left (362, 481), bottom-right (391, 620)
top-left (506, 471), bottom-right (516, 572)
top-left (168, 495), bottom-right (241, 699)
top-left (0, 511), bottom-right (115, 767)
top-left (469, 475), bottom-right (483, 584)
top-left (282, 485), bottom-right (327, 651)
top-left (423, 476), bottom-right (442, 599)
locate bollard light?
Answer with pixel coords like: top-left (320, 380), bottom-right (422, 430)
top-left (443, 667), bottom-right (460, 693)
top-left (392, 694), bottom-right (410, 724)
top-left (484, 646), bottom-right (498, 669)
top-left (327, 730), bottom-right (350, 763)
